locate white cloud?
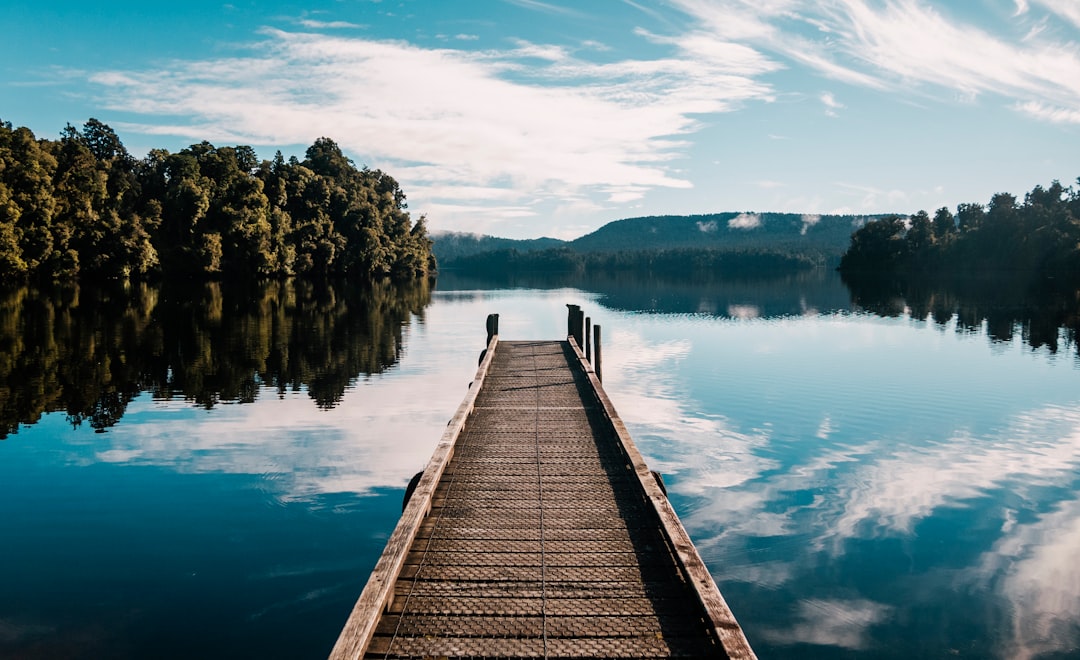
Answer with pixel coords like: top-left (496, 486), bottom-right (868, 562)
top-left (800, 212), bottom-right (821, 234)
top-left (501, 0), bottom-right (586, 18)
top-left (80, 321), bottom-right (494, 502)
top-left (759, 598), bottom-right (893, 650)
top-left (980, 497), bottom-right (1080, 660)
top-left (817, 405), bottom-right (1080, 551)
top-left (1031, 0), bottom-right (1080, 29)
top-left (820, 90), bottom-right (844, 116)
top-left (1015, 100), bottom-right (1080, 124)
top-left (815, 414), bottom-right (832, 439)
top-left (672, 0), bottom-right (1080, 124)
top-left (297, 19), bottom-right (365, 29)
top-left (603, 329), bottom-right (778, 494)
top-left (728, 212), bottom-right (762, 229)
top-left (90, 28), bottom-right (776, 234)
top-left (696, 219), bottom-right (718, 232)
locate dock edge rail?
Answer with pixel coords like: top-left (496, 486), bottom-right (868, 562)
top-left (566, 333), bottom-right (758, 660)
top-left (328, 329), bottom-right (501, 660)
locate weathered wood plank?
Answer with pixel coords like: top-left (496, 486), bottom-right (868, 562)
top-left (327, 334), bottom-right (500, 660)
top-left (331, 326), bottom-right (755, 659)
top-left (566, 334), bottom-right (758, 660)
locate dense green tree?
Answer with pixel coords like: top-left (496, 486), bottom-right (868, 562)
top-left (906, 210), bottom-right (932, 253)
top-left (838, 215), bottom-right (907, 272)
top-left (0, 122), bottom-right (58, 276)
top-left (839, 179), bottom-right (1080, 285)
top-left (0, 120), bottom-right (433, 282)
top-left (956, 202), bottom-right (985, 233)
top-left (932, 206), bottom-right (955, 241)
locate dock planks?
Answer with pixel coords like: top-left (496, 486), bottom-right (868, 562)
top-left (331, 328), bottom-right (755, 659)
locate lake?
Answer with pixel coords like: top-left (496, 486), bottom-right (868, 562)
top-left (1, 271), bottom-right (1078, 659)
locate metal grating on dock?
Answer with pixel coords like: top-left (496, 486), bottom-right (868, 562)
top-left (331, 320), bottom-right (755, 659)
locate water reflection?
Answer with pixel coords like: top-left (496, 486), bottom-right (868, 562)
top-left (442, 269), bottom-right (1080, 362)
top-left (437, 269), bottom-right (853, 318)
top-left (586, 276), bottom-right (1080, 658)
top-left (0, 279), bottom-right (431, 438)
top-left (3, 270), bottom-right (1080, 659)
top-left (844, 273), bottom-right (1080, 358)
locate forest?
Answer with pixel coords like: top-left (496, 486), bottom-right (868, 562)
top-left (839, 178), bottom-right (1080, 285)
top-left (0, 119), bottom-right (434, 282)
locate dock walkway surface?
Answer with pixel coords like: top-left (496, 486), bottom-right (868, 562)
top-left (331, 314), bottom-right (755, 659)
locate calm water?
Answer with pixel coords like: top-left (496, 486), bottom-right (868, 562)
top-left (1, 272), bottom-right (1079, 659)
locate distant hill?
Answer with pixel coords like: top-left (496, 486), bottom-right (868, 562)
top-left (431, 231), bottom-right (564, 263)
top-left (567, 212), bottom-right (877, 256)
top-left (432, 212), bottom-right (886, 274)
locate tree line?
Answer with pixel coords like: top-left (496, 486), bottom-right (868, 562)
top-left (0, 278), bottom-right (431, 438)
top-left (443, 246), bottom-right (823, 277)
top-left (0, 119), bottom-right (434, 282)
top-left (839, 178), bottom-right (1080, 284)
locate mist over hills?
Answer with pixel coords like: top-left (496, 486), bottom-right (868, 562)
top-left (432, 212), bottom-right (880, 269)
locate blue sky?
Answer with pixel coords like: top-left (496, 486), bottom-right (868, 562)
top-left (2, 0), bottom-right (1078, 239)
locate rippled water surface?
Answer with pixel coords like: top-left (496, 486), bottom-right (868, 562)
top-left (1, 273), bottom-right (1078, 658)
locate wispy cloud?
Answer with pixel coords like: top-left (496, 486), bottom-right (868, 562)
top-left (758, 598), bottom-right (893, 650)
top-left (500, 0), bottom-right (586, 18)
top-left (820, 90), bottom-right (843, 116)
top-left (1015, 100), bottom-right (1080, 124)
top-left (1029, 0), bottom-right (1080, 29)
top-left (975, 497), bottom-right (1080, 660)
top-left (90, 27), bottom-right (775, 233)
top-left (75, 1), bottom-right (1080, 236)
top-left (671, 0), bottom-right (1080, 122)
top-left (296, 19), bottom-right (365, 29)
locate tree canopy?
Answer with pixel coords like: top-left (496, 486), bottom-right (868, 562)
top-left (0, 119), bottom-right (434, 282)
top-left (839, 179), bottom-right (1080, 285)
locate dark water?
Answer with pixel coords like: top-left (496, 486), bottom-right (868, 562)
top-left (1, 272), bottom-right (1078, 658)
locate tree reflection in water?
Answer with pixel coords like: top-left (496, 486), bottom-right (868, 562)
top-left (0, 279), bottom-right (431, 438)
top-left (843, 272), bottom-right (1080, 358)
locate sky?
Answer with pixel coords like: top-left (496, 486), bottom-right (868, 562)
top-left (2, 0), bottom-right (1078, 239)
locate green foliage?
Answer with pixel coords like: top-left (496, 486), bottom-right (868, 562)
top-left (0, 120), bottom-right (433, 282)
top-left (839, 179), bottom-right (1080, 285)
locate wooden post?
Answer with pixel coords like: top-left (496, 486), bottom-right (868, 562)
top-left (585, 316), bottom-right (592, 363)
top-left (486, 313), bottom-right (499, 344)
top-left (566, 305), bottom-right (580, 341)
top-left (593, 324), bottom-right (602, 382)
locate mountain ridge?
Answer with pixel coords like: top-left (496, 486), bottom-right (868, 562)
top-left (432, 212), bottom-right (886, 265)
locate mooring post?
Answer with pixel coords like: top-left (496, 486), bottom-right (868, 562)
top-left (486, 313), bottom-right (499, 344)
top-left (566, 305), bottom-right (580, 342)
top-left (593, 324), bottom-right (602, 382)
top-left (585, 316), bottom-right (592, 363)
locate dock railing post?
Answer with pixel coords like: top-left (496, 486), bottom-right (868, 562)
top-left (566, 304), bottom-right (580, 343)
top-left (486, 313), bottom-right (499, 344)
top-left (585, 316), bottom-right (592, 363)
top-left (593, 324), bottom-right (602, 382)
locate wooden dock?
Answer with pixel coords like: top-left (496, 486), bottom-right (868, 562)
top-left (330, 310), bottom-right (755, 659)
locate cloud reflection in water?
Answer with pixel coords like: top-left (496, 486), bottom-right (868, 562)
top-left (602, 316), bottom-right (1080, 657)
